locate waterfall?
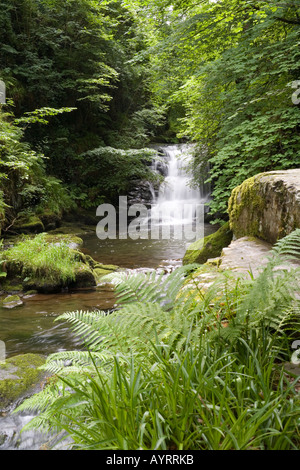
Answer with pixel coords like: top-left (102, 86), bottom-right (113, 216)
top-left (150, 144), bottom-right (210, 234)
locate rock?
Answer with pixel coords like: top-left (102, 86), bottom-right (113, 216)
top-left (0, 354), bottom-right (45, 412)
top-left (127, 180), bottom-right (155, 208)
top-left (44, 233), bottom-right (83, 250)
top-left (2, 295), bottom-right (23, 308)
top-left (219, 236), bottom-right (272, 278)
top-left (183, 222), bottom-right (233, 265)
top-left (39, 210), bottom-right (62, 231)
top-left (13, 215), bottom-right (44, 234)
top-left (73, 263), bottom-right (96, 288)
top-left (228, 169), bottom-right (300, 244)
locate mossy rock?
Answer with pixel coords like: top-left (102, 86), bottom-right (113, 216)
top-left (94, 263), bottom-right (119, 271)
top-left (73, 263), bottom-right (96, 288)
top-left (38, 210), bottom-right (62, 231)
top-left (93, 263), bottom-right (120, 281)
top-left (2, 295), bottom-right (23, 308)
top-left (0, 279), bottom-right (23, 294)
top-left (22, 277), bottom-right (64, 294)
top-left (44, 233), bottom-right (83, 249)
top-left (183, 222), bottom-right (233, 265)
top-left (228, 170), bottom-right (300, 244)
top-left (178, 264), bottom-right (222, 303)
top-left (0, 354), bottom-right (45, 411)
top-left (13, 216), bottom-right (44, 235)
top-left (48, 223), bottom-right (94, 236)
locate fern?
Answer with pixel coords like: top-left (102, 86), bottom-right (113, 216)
top-left (15, 230), bottom-right (300, 447)
top-left (101, 264), bottom-right (199, 309)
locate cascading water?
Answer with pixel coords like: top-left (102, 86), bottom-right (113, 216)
top-left (0, 144), bottom-right (213, 451)
top-left (150, 144), bottom-right (210, 235)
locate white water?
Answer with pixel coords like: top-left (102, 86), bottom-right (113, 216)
top-left (0, 144), bottom-right (212, 450)
top-left (150, 144), bottom-right (209, 235)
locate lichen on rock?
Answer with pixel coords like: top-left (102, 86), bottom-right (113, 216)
top-left (228, 169), bottom-right (300, 244)
top-left (0, 354), bottom-right (46, 412)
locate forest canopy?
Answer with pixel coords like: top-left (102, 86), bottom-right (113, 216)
top-left (0, 0), bottom-right (299, 226)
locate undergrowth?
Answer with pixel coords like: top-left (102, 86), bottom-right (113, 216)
top-left (15, 230), bottom-right (300, 450)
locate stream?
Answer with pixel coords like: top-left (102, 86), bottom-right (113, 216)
top-left (0, 144), bottom-right (216, 450)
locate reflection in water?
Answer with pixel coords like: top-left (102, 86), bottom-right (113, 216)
top-left (0, 224), bottom-right (217, 359)
top-left (0, 144), bottom-right (217, 449)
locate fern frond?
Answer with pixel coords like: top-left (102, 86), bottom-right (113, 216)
top-left (101, 264), bottom-right (199, 309)
top-left (271, 228), bottom-right (300, 262)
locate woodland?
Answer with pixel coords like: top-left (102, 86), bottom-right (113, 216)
top-left (0, 0), bottom-right (299, 451)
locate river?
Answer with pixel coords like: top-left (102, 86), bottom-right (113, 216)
top-left (0, 144), bottom-right (216, 449)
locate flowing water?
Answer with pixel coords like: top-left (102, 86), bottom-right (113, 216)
top-left (0, 144), bottom-right (215, 450)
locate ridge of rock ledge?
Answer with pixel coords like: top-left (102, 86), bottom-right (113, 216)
top-left (218, 236), bottom-right (272, 278)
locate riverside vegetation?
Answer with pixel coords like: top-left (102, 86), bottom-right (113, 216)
top-left (15, 230), bottom-right (300, 450)
top-left (0, 0), bottom-right (299, 451)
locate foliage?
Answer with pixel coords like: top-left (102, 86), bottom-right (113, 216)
top-left (16, 229), bottom-right (300, 449)
top-left (129, 0), bottom-right (300, 217)
top-left (0, 106), bottom-right (74, 228)
top-left (2, 233), bottom-right (78, 286)
top-left (68, 146), bottom-right (159, 207)
top-left (0, 0), bottom-right (166, 187)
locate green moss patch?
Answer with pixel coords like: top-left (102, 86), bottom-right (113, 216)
top-left (228, 175), bottom-right (265, 239)
top-left (13, 215), bottom-right (45, 234)
top-left (2, 295), bottom-right (23, 308)
top-left (1, 233), bottom-right (97, 293)
top-left (0, 354), bottom-right (45, 411)
top-left (183, 222), bottom-right (233, 265)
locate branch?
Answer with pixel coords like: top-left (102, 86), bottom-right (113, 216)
top-left (274, 15), bottom-right (300, 24)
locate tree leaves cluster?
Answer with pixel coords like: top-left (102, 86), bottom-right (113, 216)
top-left (132, 0), bottom-right (300, 218)
top-left (0, 0), bottom-right (166, 182)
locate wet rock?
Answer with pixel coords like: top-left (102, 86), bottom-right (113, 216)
top-left (0, 354), bottom-right (46, 412)
top-left (93, 264), bottom-right (119, 282)
top-left (2, 295), bottom-right (23, 308)
top-left (73, 264), bottom-right (96, 288)
top-left (127, 180), bottom-right (155, 208)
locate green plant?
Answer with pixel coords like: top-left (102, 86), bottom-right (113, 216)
top-left (16, 230), bottom-right (300, 449)
top-left (2, 233), bottom-right (78, 286)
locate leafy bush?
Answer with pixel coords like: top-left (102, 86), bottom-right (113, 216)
top-left (0, 106), bottom-right (74, 228)
top-left (69, 146), bottom-right (159, 207)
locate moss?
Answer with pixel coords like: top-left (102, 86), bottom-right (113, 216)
top-left (2, 294), bottom-right (23, 307)
top-left (13, 215), bottom-right (44, 234)
top-left (73, 263), bottom-right (96, 288)
top-left (38, 210), bottom-right (62, 231)
top-left (94, 263), bottom-right (119, 271)
top-left (48, 223), bottom-right (94, 236)
top-left (228, 174), bottom-right (266, 239)
top-left (228, 171), bottom-right (300, 243)
top-left (0, 279), bottom-right (23, 294)
top-left (0, 353), bottom-right (45, 411)
top-left (183, 222), bottom-right (233, 266)
top-left (44, 233), bottom-right (83, 248)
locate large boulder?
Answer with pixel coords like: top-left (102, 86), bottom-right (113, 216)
top-left (228, 169), bottom-right (300, 244)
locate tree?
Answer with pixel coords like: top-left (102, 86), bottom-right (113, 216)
top-left (128, 0), bottom-right (300, 218)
